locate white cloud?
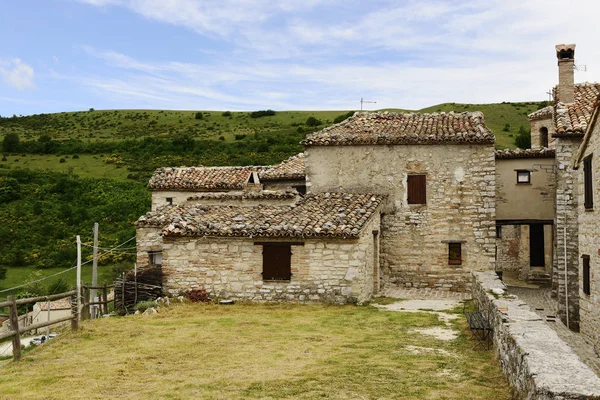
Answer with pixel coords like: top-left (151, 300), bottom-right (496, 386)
top-left (0, 58), bottom-right (35, 90)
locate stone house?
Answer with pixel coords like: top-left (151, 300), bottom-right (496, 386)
top-left (137, 192), bottom-right (383, 303)
top-left (523, 43), bottom-right (600, 330)
top-left (137, 111), bottom-right (497, 301)
top-left (495, 148), bottom-right (556, 285)
top-left (303, 111), bottom-right (497, 291)
top-left (572, 80), bottom-right (600, 351)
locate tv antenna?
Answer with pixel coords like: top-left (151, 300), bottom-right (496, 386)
top-left (545, 89), bottom-right (553, 101)
top-left (360, 97), bottom-right (377, 111)
top-left (574, 63), bottom-right (587, 72)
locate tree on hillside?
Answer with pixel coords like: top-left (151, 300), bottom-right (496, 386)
top-left (2, 132), bottom-right (20, 152)
top-left (305, 116), bottom-right (322, 127)
top-left (0, 264), bottom-right (6, 280)
top-left (195, 112), bottom-right (203, 120)
top-left (514, 126), bottom-right (531, 149)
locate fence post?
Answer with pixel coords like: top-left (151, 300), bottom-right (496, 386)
top-left (81, 286), bottom-right (90, 320)
top-left (70, 287), bottom-right (79, 331)
top-left (8, 295), bottom-right (21, 361)
top-left (102, 284), bottom-right (108, 315)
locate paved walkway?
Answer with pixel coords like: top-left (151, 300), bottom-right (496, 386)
top-left (381, 286), bottom-right (472, 301)
top-left (506, 285), bottom-right (600, 376)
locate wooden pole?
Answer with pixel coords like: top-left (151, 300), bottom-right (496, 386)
top-left (82, 286), bottom-right (90, 320)
top-left (70, 288), bottom-right (79, 331)
top-left (8, 295), bottom-right (21, 361)
top-left (102, 284), bottom-right (108, 315)
top-left (46, 300), bottom-right (51, 336)
top-left (91, 222), bottom-right (99, 319)
top-left (76, 235), bottom-right (82, 322)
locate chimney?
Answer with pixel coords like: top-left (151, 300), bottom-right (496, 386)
top-left (556, 43), bottom-right (576, 103)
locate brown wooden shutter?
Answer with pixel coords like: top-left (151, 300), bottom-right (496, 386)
top-left (407, 175), bottom-right (426, 204)
top-left (583, 255), bottom-right (591, 295)
top-left (262, 244), bottom-right (291, 281)
top-left (584, 155), bottom-right (593, 209)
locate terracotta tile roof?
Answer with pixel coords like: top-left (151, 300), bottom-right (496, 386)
top-left (302, 111), bottom-right (494, 146)
top-left (554, 83), bottom-right (600, 136)
top-left (148, 166), bottom-right (254, 191)
top-left (187, 190), bottom-right (298, 201)
top-left (137, 192), bottom-right (384, 238)
top-left (495, 148), bottom-right (555, 159)
top-left (36, 298), bottom-right (72, 311)
top-left (259, 153), bottom-right (305, 181)
top-left (527, 106), bottom-right (553, 121)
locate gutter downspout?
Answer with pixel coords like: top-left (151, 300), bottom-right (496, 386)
top-left (564, 226), bottom-right (569, 329)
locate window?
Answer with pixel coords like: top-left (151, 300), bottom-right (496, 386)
top-left (516, 170), bottom-right (531, 184)
top-left (583, 255), bottom-right (591, 295)
top-left (166, 197), bottom-right (173, 205)
top-left (448, 243), bottom-right (462, 265)
top-left (149, 251), bottom-right (162, 267)
top-left (584, 154), bottom-right (593, 209)
top-left (540, 127), bottom-right (549, 148)
top-left (407, 174), bottom-right (426, 204)
top-left (262, 244), bottom-right (292, 281)
top-left (293, 185), bottom-right (307, 196)
top-left (496, 225), bottom-right (502, 239)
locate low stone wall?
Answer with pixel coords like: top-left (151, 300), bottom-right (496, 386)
top-left (472, 271), bottom-right (600, 399)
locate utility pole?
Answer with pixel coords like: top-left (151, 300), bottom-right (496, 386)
top-left (91, 223), bottom-right (99, 318)
top-left (360, 98), bottom-right (377, 111)
top-left (546, 90), bottom-right (553, 102)
top-left (76, 235), bottom-right (82, 322)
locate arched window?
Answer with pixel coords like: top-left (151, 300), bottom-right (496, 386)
top-left (540, 127), bottom-right (549, 148)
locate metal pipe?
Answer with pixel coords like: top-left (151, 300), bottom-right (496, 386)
top-left (564, 226), bottom-right (569, 329)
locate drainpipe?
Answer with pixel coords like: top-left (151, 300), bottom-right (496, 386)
top-left (564, 226), bottom-right (569, 329)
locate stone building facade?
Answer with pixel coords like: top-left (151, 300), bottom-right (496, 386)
top-left (495, 148), bottom-right (555, 284)
top-left (303, 112), bottom-right (496, 291)
top-left (137, 193), bottom-right (383, 304)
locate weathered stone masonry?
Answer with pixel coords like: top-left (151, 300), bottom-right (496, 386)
top-left (306, 144), bottom-right (496, 291)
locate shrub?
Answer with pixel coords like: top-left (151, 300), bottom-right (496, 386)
top-left (59, 158), bottom-right (66, 163)
top-left (250, 109), bottom-right (276, 118)
top-left (72, 154), bottom-right (79, 159)
top-left (222, 111), bottom-right (232, 117)
top-left (184, 288), bottom-right (210, 303)
top-left (134, 300), bottom-right (157, 313)
top-left (194, 112), bottom-right (203, 120)
top-left (514, 128), bottom-right (531, 149)
top-left (305, 116), bottom-right (322, 127)
top-left (234, 134), bottom-right (246, 140)
top-left (502, 123), bottom-right (510, 132)
top-left (218, 136), bottom-right (225, 141)
top-left (2, 132), bottom-right (19, 152)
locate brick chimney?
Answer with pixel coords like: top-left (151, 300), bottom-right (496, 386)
top-left (556, 44), bottom-right (576, 103)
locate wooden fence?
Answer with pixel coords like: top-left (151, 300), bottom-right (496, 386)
top-left (0, 290), bottom-right (78, 362)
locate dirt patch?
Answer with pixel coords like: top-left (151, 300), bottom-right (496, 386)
top-left (415, 327), bottom-right (459, 341)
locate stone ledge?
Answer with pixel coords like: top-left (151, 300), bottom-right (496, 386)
top-left (472, 271), bottom-right (600, 399)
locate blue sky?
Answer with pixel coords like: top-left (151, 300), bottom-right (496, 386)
top-left (0, 0), bottom-right (598, 116)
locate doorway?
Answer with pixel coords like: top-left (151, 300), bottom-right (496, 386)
top-left (529, 224), bottom-right (545, 267)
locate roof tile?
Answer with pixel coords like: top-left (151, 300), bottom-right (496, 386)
top-left (302, 111), bottom-right (494, 146)
top-left (148, 166), bottom-right (254, 191)
top-left (259, 153), bottom-right (305, 181)
top-left (137, 192), bottom-right (384, 239)
top-left (554, 83), bottom-right (600, 136)
top-left (495, 148), bottom-right (555, 159)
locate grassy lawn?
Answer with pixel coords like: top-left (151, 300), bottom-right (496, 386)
top-left (0, 154), bottom-right (131, 180)
top-left (0, 302), bottom-right (510, 399)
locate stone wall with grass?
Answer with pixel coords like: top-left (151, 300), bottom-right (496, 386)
top-left (472, 271), bottom-right (600, 399)
top-left (159, 214), bottom-right (380, 304)
top-left (306, 144), bottom-right (496, 291)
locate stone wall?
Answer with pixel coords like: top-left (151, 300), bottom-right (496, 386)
top-left (151, 191), bottom-right (202, 210)
top-left (496, 224), bottom-right (553, 281)
top-left (496, 157), bottom-right (555, 221)
top-left (554, 136), bottom-right (582, 330)
top-left (472, 271), bottom-right (600, 399)
top-left (136, 226), bottom-right (163, 267)
top-left (159, 213), bottom-right (380, 304)
top-left (305, 144), bottom-right (496, 291)
top-left (530, 118), bottom-right (556, 150)
top-left (262, 179), bottom-right (305, 192)
top-left (577, 120), bottom-right (600, 352)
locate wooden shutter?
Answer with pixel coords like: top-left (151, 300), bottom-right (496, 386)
top-left (584, 155), bottom-right (593, 209)
top-left (583, 255), bottom-right (591, 295)
top-left (262, 244), bottom-right (291, 281)
top-left (407, 175), bottom-right (426, 204)
top-left (448, 243), bottom-right (462, 265)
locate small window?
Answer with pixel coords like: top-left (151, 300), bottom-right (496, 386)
top-left (584, 154), bottom-right (593, 209)
top-left (583, 255), bottom-right (591, 295)
top-left (540, 127), bottom-right (549, 148)
top-left (262, 244), bottom-right (291, 281)
top-left (407, 174), bottom-right (426, 204)
top-left (516, 170), bottom-right (531, 184)
top-left (149, 251), bottom-right (162, 267)
top-left (496, 225), bottom-right (502, 239)
top-left (293, 185), bottom-right (307, 196)
top-left (166, 197), bottom-right (173, 205)
top-left (448, 243), bottom-right (462, 265)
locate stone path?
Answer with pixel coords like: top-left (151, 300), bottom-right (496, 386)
top-left (507, 285), bottom-right (600, 376)
top-left (381, 287), bottom-right (472, 301)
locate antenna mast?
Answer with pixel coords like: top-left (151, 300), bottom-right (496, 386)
top-left (360, 97), bottom-right (377, 111)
